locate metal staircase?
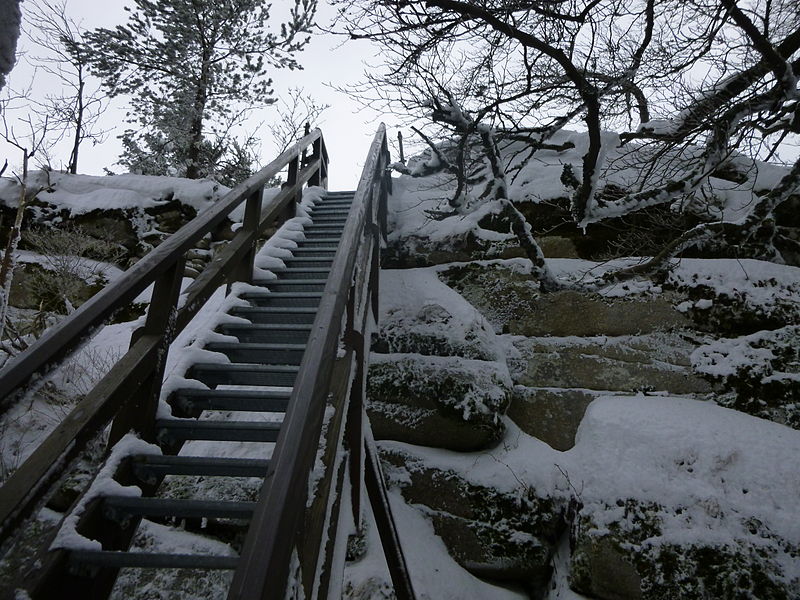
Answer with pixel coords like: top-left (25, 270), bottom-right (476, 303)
top-left (0, 127), bottom-right (416, 599)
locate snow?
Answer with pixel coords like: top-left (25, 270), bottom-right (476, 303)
top-left (52, 434), bottom-right (161, 551)
top-left (0, 171), bottom-right (229, 217)
top-left (382, 393), bottom-right (800, 567)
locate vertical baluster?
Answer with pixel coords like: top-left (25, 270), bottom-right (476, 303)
top-left (107, 256), bottom-right (185, 447)
top-left (228, 187), bottom-right (262, 290)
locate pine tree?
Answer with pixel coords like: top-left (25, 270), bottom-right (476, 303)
top-left (86, 0), bottom-right (316, 180)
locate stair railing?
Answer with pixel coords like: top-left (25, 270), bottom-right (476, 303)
top-left (0, 129), bottom-right (328, 544)
top-left (228, 124), bottom-right (416, 600)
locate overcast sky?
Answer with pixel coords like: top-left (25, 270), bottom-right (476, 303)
top-left (1, 0), bottom-right (397, 190)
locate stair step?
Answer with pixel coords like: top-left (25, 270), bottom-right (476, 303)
top-left (204, 342), bottom-right (306, 364)
top-left (102, 496), bottom-right (256, 521)
top-left (289, 248), bottom-right (338, 257)
top-left (131, 455), bottom-right (269, 480)
top-left (156, 418), bottom-right (283, 443)
top-left (229, 306), bottom-right (317, 323)
top-left (296, 241), bottom-right (341, 249)
top-left (310, 208), bottom-right (350, 214)
top-left (172, 388), bottom-right (291, 414)
top-left (218, 323), bottom-right (312, 344)
top-left (239, 292), bottom-right (322, 307)
top-left (69, 550), bottom-right (239, 570)
top-left (190, 362), bottom-right (299, 386)
top-left (304, 223), bottom-right (345, 230)
top-left (283, 259), bottom-right (333, 269)
top-left (270, 268), bottom-right (331, 280)
top-left (309, 216), bottom-right (347, 223)
top-left (254, 279), bottom-right (327, 293)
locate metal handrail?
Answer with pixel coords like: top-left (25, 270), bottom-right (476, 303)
top-left (229, 123), bottom-right (415, 600)
top-left (0, 129), bottom-right (328, 543)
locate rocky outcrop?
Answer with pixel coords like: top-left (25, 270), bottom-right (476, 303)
top-left (569, 499), bottom-right (799, 600)
top-left (367, 354), bottom-right (511, 451)
top-left (381, 446), bottom-right (565, 595)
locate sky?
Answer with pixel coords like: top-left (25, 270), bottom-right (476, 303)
top-left (0, 0), bottom-right (399, 190)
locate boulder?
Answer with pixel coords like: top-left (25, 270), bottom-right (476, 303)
top-left (507, 387), bottom-right (599, 451)
top-left (373, 268), bottom-right (500, 361)
top-left (380, 446), bottom-right (564, 594)
top-left (383, 231), bottom-right (524, 269)
top-left (509, 335), bottom-right (711, 394)
top-left (570, 500), bottom-right (799, 600)
top-left (367, 353), bottom-right (511, 451)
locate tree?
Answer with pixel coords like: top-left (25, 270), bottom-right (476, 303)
top-left (86, 0), bottom-right (317, 181)
top-left (338, 0), bottom-right (800, 281)
top-left (24, 0), bottom-right (108, 174)
top-left (267, 87), bottom-right (329, 153)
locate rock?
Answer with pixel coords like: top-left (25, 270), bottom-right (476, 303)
top-left (373, 268), bottom-right (500, 361)
top-left (383, 231), bottom-right (524, 268)
top-left (511, 290), bottom-right (689, 337)
top-left (367, 353), bottom-right (511, 451)
top-left (380, 446), bottom-right (564, 593)
top-left (509, 334), bottom-right (711, 394)
top-left (538, 236), bottom-right (580, 258)
top-left (570, 499), bottom-right (799, 600)
top-left (507, 387), bottom-right (599, 451)
top-left (691, 326), bottom-right (800, 428)
top-left (441, 262), bottom-right (543, 333)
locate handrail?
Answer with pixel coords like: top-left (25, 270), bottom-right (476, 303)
top-left (228, 123), bottom-right (414, 599)
top-left (0, 128), bottom-right (324, 404)
top-left (0, 129), bottom-right (328, 543)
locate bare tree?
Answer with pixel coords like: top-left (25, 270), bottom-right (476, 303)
top-left (24, 0), bottom-right (108, 174)
top-left (337, 0), bottom-right (800, 281)
top-left (268, 87), bottom-right (330, 153)
top-left (0, 93), bottom-right (52, 340)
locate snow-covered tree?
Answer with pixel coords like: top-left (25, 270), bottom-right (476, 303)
top-left (0, 0), bottom-right (22, 92)
top-left (86, 0), bottom-right (317, 180)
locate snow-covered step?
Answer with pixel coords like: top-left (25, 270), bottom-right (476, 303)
top-left (102, 496), bottom-right (256, 522)
top-left (255, 279), bottom-right (328, 292)
top-left (230, 305), bottom-right (318, 323)
top-left (171, 388), bottom-right (291, 414)
top-left (239, 291), bottom-right (323, 307)
top-left (69, 550), bottom-right (239, 570)
top-left (217, 322), bottom-right (312, 344)
top-left (204, 342), bottom-right (306, 364)
top-left (131, 455), bottom-right (269, 480)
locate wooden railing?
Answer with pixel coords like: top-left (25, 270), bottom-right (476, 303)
top-left (0, 129), bottom-right (328, 543)
top-left (228, 124), bottom-right (415, 600)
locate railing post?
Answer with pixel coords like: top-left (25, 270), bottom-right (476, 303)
top-left (227, 187), bottom-right (262, 290)
top-left (397, 130), bottom-right (405, 163)
top-left (107, 256), bottom-right (185, 448)
top-left (282, 156), bottom-right (301, 223)
top-left (309, 137), bottom-right (322, 188)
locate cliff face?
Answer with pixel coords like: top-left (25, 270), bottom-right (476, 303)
top-left (344, 138), bottom-right (800, 599)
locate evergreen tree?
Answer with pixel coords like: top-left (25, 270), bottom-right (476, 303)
top-left (86, 0), bottom-right (316, 180)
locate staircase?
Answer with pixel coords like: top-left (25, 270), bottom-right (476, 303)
top-left (0, 127), bottom-right (416, 599)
